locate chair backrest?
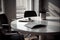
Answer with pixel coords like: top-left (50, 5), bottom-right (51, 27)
top-left (0, 14), bottom-right (11, 31)
top-left (0, 14), bottom-right (8, 24)
top-left (24, 11), bottom-right (37, 17)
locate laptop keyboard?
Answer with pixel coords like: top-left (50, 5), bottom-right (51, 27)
top-left (25, 21), bottom-right (46, 29)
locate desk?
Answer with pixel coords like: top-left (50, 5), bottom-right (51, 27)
top-left (11, 17), bottom-right (60, 40)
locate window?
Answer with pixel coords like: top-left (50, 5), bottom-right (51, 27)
top-left (16, 0), bottom-right (53, 19)
top-left (0, 0), bottom-right (2, 12)
top-left (16, 0), bottom-right (32, 18)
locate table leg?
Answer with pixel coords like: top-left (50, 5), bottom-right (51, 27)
top-left (36, 35), bottom-right (41, 40)
top-left (39, 35), bottom-right (41, 40)
top-left (41, 35), bottom-right (46, 40)
top-left (37, 35), bottom-right (46, 40)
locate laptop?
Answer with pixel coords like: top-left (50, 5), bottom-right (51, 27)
top-left (25, 21), bottom-right (47, 29)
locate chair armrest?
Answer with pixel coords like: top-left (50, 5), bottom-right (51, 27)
top-left (5, 32), bottom-right (17, 35)
top-left (2, 24), bottom-right (9, 26)
top-left (2, 24), bottom-right (11, 31)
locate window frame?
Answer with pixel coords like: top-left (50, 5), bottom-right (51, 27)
top-left (0, 0), bottom-right (4, 14)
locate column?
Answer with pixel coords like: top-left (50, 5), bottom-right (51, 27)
top-left (39, 0), bottom-right (48, 20)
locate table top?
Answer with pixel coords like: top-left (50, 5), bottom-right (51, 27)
top-left (11, 17), bottom-right (60, 34)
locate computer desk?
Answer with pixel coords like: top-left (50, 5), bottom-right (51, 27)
top-left (11, 17), bottom-right (60, 40)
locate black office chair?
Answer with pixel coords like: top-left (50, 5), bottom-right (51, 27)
top-left (0, 14), bottom-right (24, 40)
top-left (0, 14), bottom-right (10, 31)
top-left (24, 11), bottom-right (37, 21)
top-left (24, 11), bottom-right (37, 17)
top-left (24, 11), bottom-right (38, 39)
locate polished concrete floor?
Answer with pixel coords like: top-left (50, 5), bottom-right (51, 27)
top-left (25, 36), bottom-right (38, 40)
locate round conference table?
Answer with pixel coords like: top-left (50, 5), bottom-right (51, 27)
top-left (11, 17), bottom-right (60, 40)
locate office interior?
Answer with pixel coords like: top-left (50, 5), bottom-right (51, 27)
top-left (0, 0), bottom-right (60, 40)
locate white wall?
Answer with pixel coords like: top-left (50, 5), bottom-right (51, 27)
top-left (34, 0), bottom-right (39, 16)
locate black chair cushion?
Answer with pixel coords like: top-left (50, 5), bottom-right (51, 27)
top-left (11, 34), bottom-right (24, 40)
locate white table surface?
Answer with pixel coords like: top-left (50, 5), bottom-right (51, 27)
top-left (11, 17), bottom-right (60, 34)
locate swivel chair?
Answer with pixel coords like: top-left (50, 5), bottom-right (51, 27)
top-left (0, 14), bottom-right (24, 40)
top-left (24, 11), bottom-right (38, 40)
top-left (24, 11), bottom-right (37, 21)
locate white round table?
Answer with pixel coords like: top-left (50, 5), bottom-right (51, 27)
top-left (11, 17), bottom-right (60, 40)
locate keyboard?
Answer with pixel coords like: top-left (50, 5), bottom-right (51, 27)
top-left (25, 21), bottom-right (46, 29)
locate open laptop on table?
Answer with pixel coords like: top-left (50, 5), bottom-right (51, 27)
top-left (25, 21), bottom-right (47, 29)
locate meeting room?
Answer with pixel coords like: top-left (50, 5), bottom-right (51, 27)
top-left (0, 0), bottom-right (60, 40)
